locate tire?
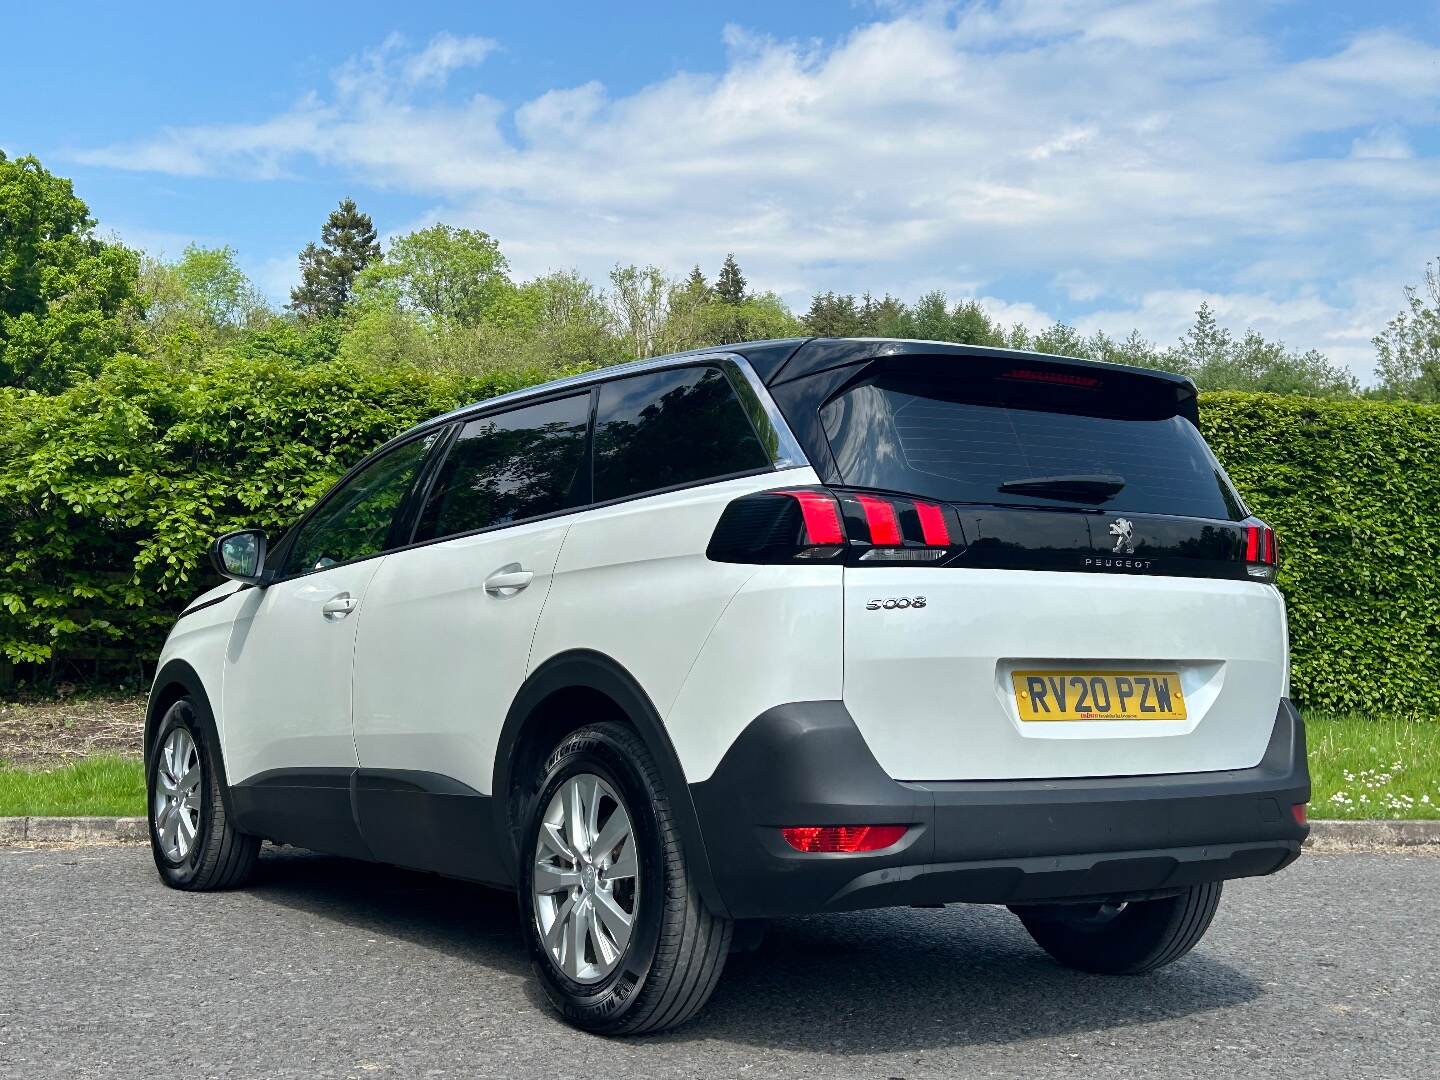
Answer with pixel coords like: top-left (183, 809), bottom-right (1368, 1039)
top-left (1013, 882), bottom-right (1223, 975)
top-left (518, 722), bottom-right (732, 1034)
top-left (147, 697), bottom-right (259, 891)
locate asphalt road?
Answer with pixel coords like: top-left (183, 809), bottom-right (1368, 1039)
top-left (2, 845), bottom-right (1436, 1079)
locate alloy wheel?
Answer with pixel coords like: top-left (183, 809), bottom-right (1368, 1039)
top-left (153, 727), bottom-right (202, 862)
top-left (531, 772), bottom-right (640, 984)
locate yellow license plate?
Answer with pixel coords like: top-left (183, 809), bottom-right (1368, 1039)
top-left (1012, 670), bottom-right (1186, 721)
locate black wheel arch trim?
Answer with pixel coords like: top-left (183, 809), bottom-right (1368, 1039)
top-left (492, 648), bottom-right (730, 918)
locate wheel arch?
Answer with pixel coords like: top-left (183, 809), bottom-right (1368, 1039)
top-left (146, 658), bottom-right (238, 817)
top-left (492, 648), bottom-right (729, 918)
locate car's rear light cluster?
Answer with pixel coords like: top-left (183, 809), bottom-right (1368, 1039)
top-left (706, 487), bottom-right (959, 565)
top-left (1244, 521), bottom-right (1279, 581)
top-left (780, 824), bottom-right (909, 853)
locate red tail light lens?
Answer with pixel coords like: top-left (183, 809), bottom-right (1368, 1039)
top-left (914, 500), bottom-right (952, 546)
top-left (706, 487), bottom-right (959, 565)
top-left (781, 824), bottom-right (909, 853)
top-left (854, 494), bottom-right (902, 545)
top-left (1244, 521), bottom-right (1278, 580)
top-left (786, 489), bottom-right (845, 545)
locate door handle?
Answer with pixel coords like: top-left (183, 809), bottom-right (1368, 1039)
top-left (484, 565), bottom-right (534, 597)
top-left (322, 593), bottom-right (358, 619)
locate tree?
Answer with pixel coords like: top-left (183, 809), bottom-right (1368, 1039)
top-left (1169, 304), bottom-right (1357, 397)
top-left (803, 292), bottom-right (863, 337)
top-left (288, 198), bottom-right (381, 319)
top-left (714, 254), bottom-right (747, 305)
top-left (139, 245), bottom-right (269, 359)
top-left (0, 151), bottom-right (141, 392)
top-left (354, 225), bottom-right (514, 327)
top-left (683, 265), bottom-right (709, 296)
top-left (1374, 259), bottom-right (1440, 402)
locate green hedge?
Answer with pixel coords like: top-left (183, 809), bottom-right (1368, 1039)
top-left (0, 351), bottom-right (534, 674)
top-left (1200, 392), bottom-right (1440, 717)
top-left (2, 362), bottom-right (1438, 716)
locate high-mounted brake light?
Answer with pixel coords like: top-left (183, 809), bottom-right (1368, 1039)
top-left (1001, 367), bottom-right (1101, 389)
top-left (1244, 521), bottom-right (1278, 581)
top-left (781, 825), bottom-right (909, 854)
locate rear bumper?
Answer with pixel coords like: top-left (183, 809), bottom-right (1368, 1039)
top-left (688, 699), bottom-right (1309, 919)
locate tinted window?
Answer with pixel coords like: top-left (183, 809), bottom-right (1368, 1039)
top-left (593, 366), bottom-right (769, 502)
top-left (822, 375), bottom-right (1244, 521)
top-left (415, 394), bottom-right (589, 540)
top-left (282, 433), bottom-right (437, 576)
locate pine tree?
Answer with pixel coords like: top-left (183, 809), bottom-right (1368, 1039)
top-left (683, 265), bottom-right (709, 296)
top-left (289, 198), bottom-right (381, 319)
top-left (714, 253), bottom-right (747, 305)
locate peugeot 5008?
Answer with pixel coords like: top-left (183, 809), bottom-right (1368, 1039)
top-left (146, 338), bottom-right (1309, 1033)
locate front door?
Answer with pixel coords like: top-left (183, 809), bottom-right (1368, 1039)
top-left (222, 431), bottom-right (440, 855)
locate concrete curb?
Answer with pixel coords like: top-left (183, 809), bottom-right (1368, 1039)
top-left (1307, 819), bottom-right (1440, 850)
top-left (0, 816), bottom-right (148, 843)
top-left (2, 815), bottom-right (1438, 849)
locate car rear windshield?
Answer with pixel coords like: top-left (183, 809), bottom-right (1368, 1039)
top-left (819, 365), bottom-right (1245, 521)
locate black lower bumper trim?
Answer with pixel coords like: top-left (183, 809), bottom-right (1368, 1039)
top-left (689, 699), bottom-right (1309, 919)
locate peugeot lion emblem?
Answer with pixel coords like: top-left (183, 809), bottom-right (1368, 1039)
top-left (1109, 517), bottom-right (1136, 554)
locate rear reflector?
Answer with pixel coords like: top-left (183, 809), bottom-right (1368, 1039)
top-left (781, 824), bottom-right (909, 853)
top-left (1291, 803), bottom-right (1308, 826)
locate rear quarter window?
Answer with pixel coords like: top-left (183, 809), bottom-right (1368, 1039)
top-left (593, 365), bottom-right (771, 502)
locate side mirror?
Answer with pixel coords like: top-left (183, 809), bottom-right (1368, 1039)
top-left (210, 528), bottom-right (269, 585)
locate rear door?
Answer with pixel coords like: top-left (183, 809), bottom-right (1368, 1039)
top-left (349, 392), bottom-right (590, 880)
top-left (812, 355), bottom-right (1286, 781)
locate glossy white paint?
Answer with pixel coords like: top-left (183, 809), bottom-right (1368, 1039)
top-left (529, 468), bottom-right (820, 728)
top-left (220, 560), bottom-right (383, 783)
top-left (153, 587), bottom-right (243, 749)
top-left (841, 568), bottom-right (1287, 780)
top-left (351, 517), bottom-right (571, 795)
top-left (665, 562), bottom-right (844, 782)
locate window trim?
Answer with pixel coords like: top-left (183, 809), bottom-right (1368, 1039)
top-left (260, 355), bottom-right (811, 585)
top-left (267, 427), bottom-right (450, 585)
top-left (406, 388), bottom-right (596, 547)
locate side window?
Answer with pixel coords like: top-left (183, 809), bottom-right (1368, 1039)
top-left (281, 433), bottom-right (437, 577)
top-left (592, 366), bottom-right (770, 503)
top-left (414, 394), bottom-right (589, 541)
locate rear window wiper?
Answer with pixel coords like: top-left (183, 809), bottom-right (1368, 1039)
top-left (997, 473), bottom-right (1126, 502)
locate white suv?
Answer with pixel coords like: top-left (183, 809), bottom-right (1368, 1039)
top-left (146, 338), bottom-right (1309, 1033)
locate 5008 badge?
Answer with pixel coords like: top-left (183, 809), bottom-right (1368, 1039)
top-left (866, 596), bottom-right (927, 610)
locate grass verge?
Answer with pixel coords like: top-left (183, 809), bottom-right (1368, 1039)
top-left (1306, 712), bottom-right (1440, 819)
top-left (0, 755), bottom-right (145, 817)
top-left (0, 708), bottom-right (1434, 822)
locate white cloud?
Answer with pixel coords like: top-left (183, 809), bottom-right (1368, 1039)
top-left (69, 3), bottom-right (1440, 381)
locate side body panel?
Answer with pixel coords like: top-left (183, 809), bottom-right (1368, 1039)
top-left (530, 469), bottom-right (821, 730)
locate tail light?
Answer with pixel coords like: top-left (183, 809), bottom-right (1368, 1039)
top-left (1243, 520), bottom-right (1278, 581)
top-left (781, 824), bottom-right (909, 853)
top-left (706, 487), bottom-right (960, 565)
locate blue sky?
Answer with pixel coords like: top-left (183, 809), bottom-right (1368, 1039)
top-left (5, 0), bottom-right (1439, 380)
